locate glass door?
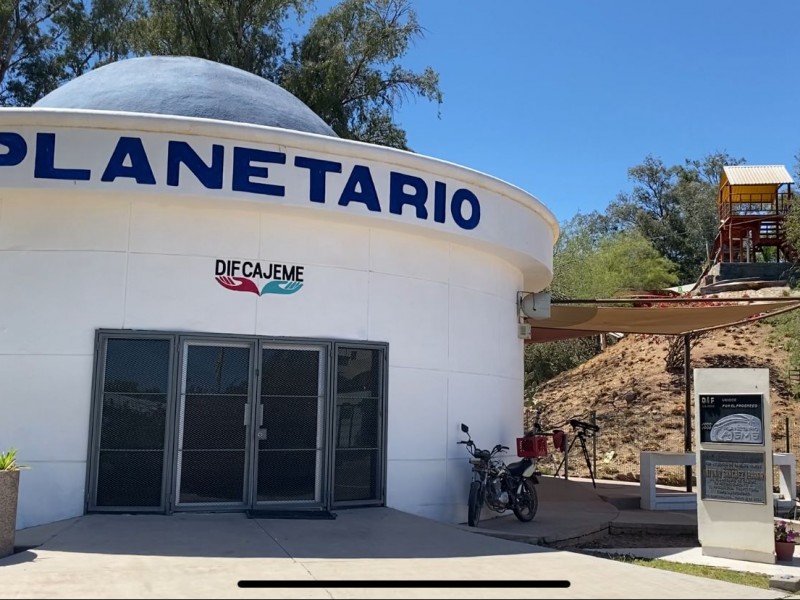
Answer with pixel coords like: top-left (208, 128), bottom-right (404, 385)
top-left (333, 345), bottom-right (385, 505)
top-left (89, 332), bottom-right (387, 515)
top-left (175, 340), bottom-right (254, 507)
top-left (252, 344), bottom-right (327, 507)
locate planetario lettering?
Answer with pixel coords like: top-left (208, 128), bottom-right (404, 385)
top-left (8, 132), bottom-right (482, 230)
top-left (0, 56), bottom-right (557, 528)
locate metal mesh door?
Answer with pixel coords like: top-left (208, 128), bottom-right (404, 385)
top-left (256, 346), bottom-right (326, 504)
top-left (176, 343), bottom-right (252, 505)
top-left (334, 347), bottom-right (384, 503)
top-left (95, 338), bottom-right (171, 508)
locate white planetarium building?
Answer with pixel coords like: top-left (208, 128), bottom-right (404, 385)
top-left (0, 57), bottom-right (557, 529)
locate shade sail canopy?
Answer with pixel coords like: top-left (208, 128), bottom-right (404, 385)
top-left (526, 301), bottom-right (800, 343)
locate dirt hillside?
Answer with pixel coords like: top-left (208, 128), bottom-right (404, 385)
top-left (526, 287), bottom-right (800, 483)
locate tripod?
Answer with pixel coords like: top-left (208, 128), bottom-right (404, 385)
top-left (554, 421), bottom-right (598, 488)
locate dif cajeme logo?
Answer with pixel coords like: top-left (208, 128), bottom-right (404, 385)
top-left (215, 259), bottom-right (304, 296)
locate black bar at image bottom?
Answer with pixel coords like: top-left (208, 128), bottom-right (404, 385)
top-left (237, 580), bottom-right (571, 588)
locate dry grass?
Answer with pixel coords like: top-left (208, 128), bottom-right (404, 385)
top-left (600, 554), bottom-right (772, 590)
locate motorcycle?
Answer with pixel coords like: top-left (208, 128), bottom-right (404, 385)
top-left (457, 423), bottom-right (539, 527)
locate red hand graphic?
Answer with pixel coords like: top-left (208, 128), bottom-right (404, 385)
top-left (216, 276), bottom-right (260, 295)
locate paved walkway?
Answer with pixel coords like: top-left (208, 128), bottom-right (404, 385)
top-left (474, 476), bottom-right (797, 586)
top-left (472, 475), bottom-right (697, 545)
top-left (0, 508), bottom-right (785, 599)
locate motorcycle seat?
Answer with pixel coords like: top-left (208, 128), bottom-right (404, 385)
top-left (506, 458), bottom-right (533, 476)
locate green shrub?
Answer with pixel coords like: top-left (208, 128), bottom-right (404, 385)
top-left (0, 448), bottom-right (28, 471)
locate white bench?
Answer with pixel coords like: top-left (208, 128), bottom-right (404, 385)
top-left (774, 452), bottom-right (797, 512)
top-left (639, 451), bottom-right (797, 511)
top-left (640, 452), bottom-right (697, 511)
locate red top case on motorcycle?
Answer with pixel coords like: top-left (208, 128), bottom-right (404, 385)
top-left (516, 435), bottom-right (548, 458)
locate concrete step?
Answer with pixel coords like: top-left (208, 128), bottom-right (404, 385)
top-left (599, 495), bottom-right (640, 510)
top-left (609, 521), bottom-right (697, 536)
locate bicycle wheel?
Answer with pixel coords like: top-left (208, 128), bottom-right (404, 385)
top-left (512, 479), bottom-right (538, 522)
top-left (467, 481), bottom-right (484, 527)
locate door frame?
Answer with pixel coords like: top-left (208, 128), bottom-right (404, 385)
top-left (86, 331), bottom-right (179, 513)
top-left (328, 341), bottom-right (389, 509)
top-left (173, 336), bottom-right (257, 511)
top-left (87, 330), bottom-right (388, 515)
top-left (250, 340), bottom-right (331, 510)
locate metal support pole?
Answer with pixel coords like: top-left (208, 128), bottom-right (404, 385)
top-left (588, 408), bottom-right (592, 478)
top-left (684, 333), bottom-right (692, 492)
top-left (787, 416), bottom-right (791, 454)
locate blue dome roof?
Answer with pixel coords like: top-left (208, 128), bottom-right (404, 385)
top-left (34, 56), bottom-right (337, 137)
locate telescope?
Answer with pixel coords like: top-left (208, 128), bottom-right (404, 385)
top-left (569, 418), bottom-right (600, 433)
top-left (557, 418), bottom-right (601, 488)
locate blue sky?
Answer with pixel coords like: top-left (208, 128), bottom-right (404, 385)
top-left (307, 0), bottom-right (800, 225)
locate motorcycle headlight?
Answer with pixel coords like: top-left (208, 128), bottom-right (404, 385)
top-left (469, 458), bottom-right (482, 465)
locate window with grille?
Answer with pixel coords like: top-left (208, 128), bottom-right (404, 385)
top-left (92, 336), bottom-right (172, 508)
top-left (333, 346), bottom-right (385, 504)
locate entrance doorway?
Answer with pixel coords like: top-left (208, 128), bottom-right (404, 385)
top-left (175, 341), bottom-right (327, 510)
top-left (87, 332), bottom-right (386, 514)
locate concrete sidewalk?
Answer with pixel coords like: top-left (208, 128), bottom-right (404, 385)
top-left (0, 508), bottom-right (786, 599)
top-left (470, 475), bottom-right (697, 545)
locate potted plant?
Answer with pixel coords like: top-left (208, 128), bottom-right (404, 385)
top-left (775, 519), bottom-right (797, 562)
top-left (0, 448), bottom-right (27, 559)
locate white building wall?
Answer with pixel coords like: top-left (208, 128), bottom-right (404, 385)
top-left (1, 190), bottom-right (524, 528)
top-left (0, 191), bottom-right (132, 527)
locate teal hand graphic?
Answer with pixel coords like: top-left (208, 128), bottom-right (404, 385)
top-left (261, 280), bottom-right (303, 295)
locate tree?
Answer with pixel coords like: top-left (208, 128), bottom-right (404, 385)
top-left (682, 151), bottom-right (737, 188)
top-left (0, 0), bottom-right (71, 105)
top-left (0, 0), bottom-right (143, 106)
top-left (280, 0), bottom-right (441, 148)
top-left (605, 156), bottom-right (690, 278)
top-left (525, 221), bottom-right (678, 393)
top-left (136, 0), bottom-right (309, 81)
top-left (551, 216), bottom-right (677, 299)
top-left (57, 0), bottom-right (144, 77)
top-left (676, 152), bottom-right (745, 268)
top-left (783, 151), bottom-right (800, 266)
top-left (524, 337), bottom-right (597, 394)
top-left (606, 152), bottom-right (744, 282)
top-left (0, 0), bottom-right (442, 151)
top-left (589, 231), bottom-right (678, 293)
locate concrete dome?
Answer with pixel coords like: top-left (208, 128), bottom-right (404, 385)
top-left (34, 56), bottom-right (337, 137)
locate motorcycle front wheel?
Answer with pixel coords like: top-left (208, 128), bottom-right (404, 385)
top-left (467, 481), bottom-right (484, 527)
top-left (512, 479), bottom-right (538, 522)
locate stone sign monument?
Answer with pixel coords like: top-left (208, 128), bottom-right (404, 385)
top-left (694, 368), bottom-right (774, 564)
